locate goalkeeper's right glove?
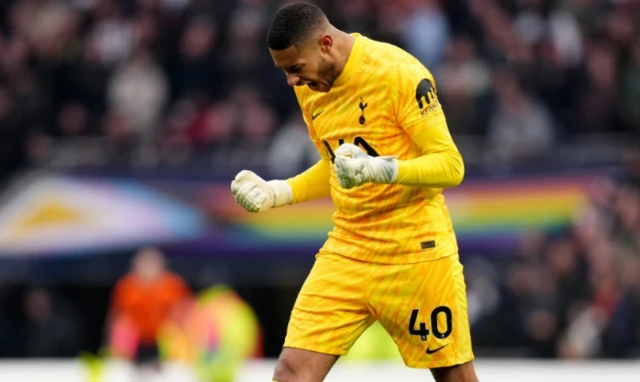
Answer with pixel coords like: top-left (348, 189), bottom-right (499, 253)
top-left (230, 170), bottom-right (293, 213)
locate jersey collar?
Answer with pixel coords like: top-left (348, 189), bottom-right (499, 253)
top-left (332, 33), bottom-right (364, 88)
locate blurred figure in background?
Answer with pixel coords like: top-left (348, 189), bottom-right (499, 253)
top-left (435, 33), bottom-right (491, 135)
top-left (107, 47), bottom-right (168, 144)
top-left (22, 288), bottom-right (86, 358)
top-left (486, 68), bottom-right (556, 164)
top-left (108, 247), bottom-right (192, 380)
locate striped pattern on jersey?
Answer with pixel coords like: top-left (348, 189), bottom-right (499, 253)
top-left (294, 34), bottom-right (459, 264)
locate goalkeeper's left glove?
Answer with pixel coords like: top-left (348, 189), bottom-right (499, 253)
top-left (333, 143), bottom-right (398, 189)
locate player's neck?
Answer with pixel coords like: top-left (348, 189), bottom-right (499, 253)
top-left (332, 30), bottom-right (356, 79)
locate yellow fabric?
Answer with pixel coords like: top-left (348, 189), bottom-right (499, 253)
top-left (284, 253), bottom-right (474, 368)
top-left (291, 33), bottom-right (462, 264)
top-left (285, 159), bottom-right (331, 203)
top-left (395, 114), bottom-right (465, 187)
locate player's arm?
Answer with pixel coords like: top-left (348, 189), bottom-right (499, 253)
top-left (394, 122), bottom-right (464, 188)
top-left (108, 279), bottom-right (126, 318)
top-left (334, 64), bottom-right (464, 189)
top-left (231, 92), bottom-right (331, 212)
top-left (231, 152), bottom-right (330, 213)
top-left (285, 90), bottom-right (332, 203)
top-left (286, 156), bottom-right (331, 203)
top-left (392, 67), bottom-right (464, 188)
top-left (105, 278), bottom-right (128, 337)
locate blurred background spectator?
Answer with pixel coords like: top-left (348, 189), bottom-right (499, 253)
top-left (22, 287), bottom-right (86, 358)
top-left (108, 247), bottom-right (191, 369)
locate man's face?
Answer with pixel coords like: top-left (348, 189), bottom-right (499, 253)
top-left (269, 36), bottom-right (337, 92)
top-left (133, 248), bottom-right (165, 281)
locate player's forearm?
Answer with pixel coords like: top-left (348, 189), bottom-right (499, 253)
top-left (286, 159), bottom-right (331, 203)
top-left (395, 113), bottom-right (465, 188)
top-left (395, 150), bottom-right (464, 188)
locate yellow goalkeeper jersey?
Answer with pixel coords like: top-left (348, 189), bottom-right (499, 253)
top-left (287, 33), bottom-right (463, 264)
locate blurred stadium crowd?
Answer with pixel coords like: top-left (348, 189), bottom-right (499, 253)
top-left (0, 0), bottom-right (639, 361)
top-left (467, 154), bottom-right (640, 359)
top-left (1, 0), bottom-right (639, 178)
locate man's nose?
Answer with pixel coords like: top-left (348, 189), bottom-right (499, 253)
top-left (286, 73), bottom-right (300, 87)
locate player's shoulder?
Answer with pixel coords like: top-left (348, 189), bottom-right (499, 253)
top-left (163, 271), bottom-right (189, 288)
top-left (360, 36), bottom-right (435, 84)
top-left (114, 274), bottom-right (136, 290)
top-left (361, 37), bottom-right (417, 65)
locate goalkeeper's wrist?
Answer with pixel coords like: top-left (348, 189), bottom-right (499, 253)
top-left (266, 180), bottom-right (293, 208)
top-left (371, 156), bottom-right (399, 184)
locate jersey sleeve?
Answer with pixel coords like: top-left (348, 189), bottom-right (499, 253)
top-left (391, 63), bottom-right (465, 188)
top-left (285, 88), bottom-right (332, 203)
top-left (393, 63), bottom-right (447, 134)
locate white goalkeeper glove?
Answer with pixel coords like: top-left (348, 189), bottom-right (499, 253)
top-left (231, 170), bottom-right (292, 213)
top-left (333, 143), bottom-right (398, 189)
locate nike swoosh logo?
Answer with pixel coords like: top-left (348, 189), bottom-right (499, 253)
top-left (426, 344), bottom-right (449, 355)
top-left (311, 111), bottom-right (324, 120)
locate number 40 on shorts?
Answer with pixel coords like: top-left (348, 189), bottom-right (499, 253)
top-left (408, 306), bottom-right (453, 341)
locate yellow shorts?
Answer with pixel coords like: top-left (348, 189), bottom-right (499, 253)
top-left (284, 253), bottom-right (474, 369)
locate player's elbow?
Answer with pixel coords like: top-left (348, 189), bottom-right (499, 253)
top-left (446, 151), bottom-right (465, 187)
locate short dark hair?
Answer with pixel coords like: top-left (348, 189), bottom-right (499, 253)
top-left (267, 2), bottom-right (327, 50)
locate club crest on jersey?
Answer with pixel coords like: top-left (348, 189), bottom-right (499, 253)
top-left (415, 78), bottom-right (439, 116)
top-left (359, 97), bottom-right (368, 125)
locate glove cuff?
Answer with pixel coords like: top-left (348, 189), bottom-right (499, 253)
top-left (266, 180), bottom-right (293, 208)
top-left (373, 157), bottom-right (399, 184)
top-left (389, 158), bottom-right (399, 183)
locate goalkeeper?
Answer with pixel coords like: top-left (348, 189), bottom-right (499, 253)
top-left (231, 3), bottom-right (478, 382)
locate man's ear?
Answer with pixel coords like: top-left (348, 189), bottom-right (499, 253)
top-left (319, 34), bottom-right (333, 52)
